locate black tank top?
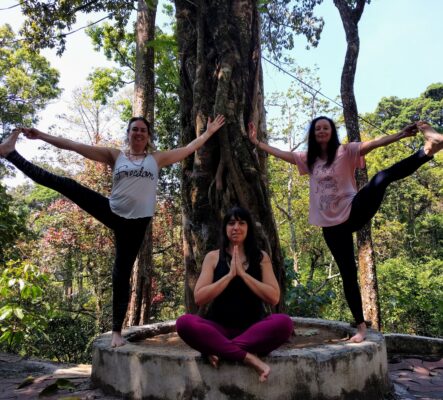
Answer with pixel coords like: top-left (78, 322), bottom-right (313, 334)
top-left (205, 254), bottom-right (266, 329)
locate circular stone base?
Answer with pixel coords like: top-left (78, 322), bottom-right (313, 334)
top-left (91, 317), bottom-right (391, 400)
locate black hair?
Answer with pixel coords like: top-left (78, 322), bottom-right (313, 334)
top-left (307, 116), bottom-right (340, 172)
top-left (219, 206), bottom-right (263, 267)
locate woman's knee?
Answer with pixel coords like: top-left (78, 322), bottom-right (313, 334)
top-left (273, 314), bottom-right (294, 338)
top-left (176, 314), bottom-right (199, 336)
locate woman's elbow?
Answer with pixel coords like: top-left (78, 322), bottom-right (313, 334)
top-left (268, 292), bottom-right (280, 306)
top-left (194, 292), bottom-right (207, 307)
top-left (194, 298), bottom-right (203, 307)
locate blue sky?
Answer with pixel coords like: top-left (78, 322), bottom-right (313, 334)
top-left (2, 0), bottom-right (442, 115)
top-left (264, 0), bottom-right (443, 114)
top-left (1, 0), bottom-right (442, 160)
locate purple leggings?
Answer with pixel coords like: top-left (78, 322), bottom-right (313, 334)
top-left (176, 314), bottom-right (293, 362)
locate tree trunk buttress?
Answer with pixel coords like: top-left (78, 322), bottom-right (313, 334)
top-left (175, 0), bottom-right (285, 313)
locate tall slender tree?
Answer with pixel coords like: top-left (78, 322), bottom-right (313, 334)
top-left (126, 0), bottom-right (158, 327)
top-left (333, 0), bottom-right (380, 330)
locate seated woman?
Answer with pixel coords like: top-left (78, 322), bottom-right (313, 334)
top-left (176, 206), bottom-right (293, 382)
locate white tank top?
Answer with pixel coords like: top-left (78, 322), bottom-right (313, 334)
top-left (109, 152), bottom-right (158, 218)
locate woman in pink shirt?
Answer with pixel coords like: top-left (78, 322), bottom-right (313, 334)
top-left (249, 117), bottom-right (443, 342)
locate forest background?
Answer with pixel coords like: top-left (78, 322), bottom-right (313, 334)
top-left (0, 0), bottom-right (442, 364)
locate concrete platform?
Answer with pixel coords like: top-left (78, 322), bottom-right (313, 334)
top-left (91, 317), bottom-right (391, 400)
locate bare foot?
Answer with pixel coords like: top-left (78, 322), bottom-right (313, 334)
top-left (111, 331), bottom-right (126, 348)
top-left (0, 128), bottom-right (21, 157)
top-left (417, 121), bottom-right (443, 156)
top-left (349, 322), bottom-right (367, 343)
top-left (208, 355), bottom-right (219, 368)
top-left (243, 353), bottom-right (270, 383)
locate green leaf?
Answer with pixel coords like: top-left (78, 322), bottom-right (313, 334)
top-left (39, 378), bottom-right (76, 396)
top-left (0, 330), bottom-right (12, 343)
top-left (0, 307), bottom-right (13, 321)
top-left (13, 308), bottom-right (24, 320)
top-left (17, 376), bottom-right (35, 389)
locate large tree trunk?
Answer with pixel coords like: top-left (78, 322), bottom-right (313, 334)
top-left (125, 0), bottom-right (157, 327)
top-left (334, 0), bottom-right (381, 330)
top-left (175, 0), bottom-right (285, 313)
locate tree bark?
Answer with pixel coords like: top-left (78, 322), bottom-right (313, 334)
top-left (334, 0), bottom-right (381, 330)
top-left (175, 0), bottom-right (285, 313)
top-left (125, 0), bottom-right (157, 327)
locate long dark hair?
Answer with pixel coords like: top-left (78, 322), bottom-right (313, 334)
top-left (307, 116), bottom-right (340, 172)
top-left (219, 206), bottom-right (263, 267)
top-left (126, 117), bottom-right (154, 151)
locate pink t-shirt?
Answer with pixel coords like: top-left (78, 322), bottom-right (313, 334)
top-left (292, 143), bottom-right (365, 227)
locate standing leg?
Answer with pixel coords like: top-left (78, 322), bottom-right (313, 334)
top-left (2, 134), bottom-right (150, 347)
top-left (112, 217), bottom-right (150, 347)
top-left (348, 149), bottom-right (432, 231)
top-left (323, 225), bottom-right (366, 342)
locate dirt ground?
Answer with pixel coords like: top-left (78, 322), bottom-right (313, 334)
top-left (2, 330), bottom-right (442, 400)
top-left (0, 352), bottom-right (117, 399)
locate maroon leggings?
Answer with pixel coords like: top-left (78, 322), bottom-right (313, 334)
top-left (176, 313), bottom-right (293, 361)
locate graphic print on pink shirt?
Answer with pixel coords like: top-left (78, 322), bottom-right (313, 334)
top-left (314, 163), bottom-right (342, 211)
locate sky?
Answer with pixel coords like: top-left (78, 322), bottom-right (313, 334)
top-left (263, 0), bottom-right (443, 114)
top-left (1, 0), bottom-right (443, 183)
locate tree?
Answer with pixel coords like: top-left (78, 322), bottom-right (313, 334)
top-left (174, 0), bottom-right (276, 311)
top-left (0, 260), bottom-right (52, 353)
top-left (266, 63), bottom-right (340, 273)
top-left (173, 1), bottom-right (324, 312)
top-left (333, 0), bottom-right (380, 330)
top-left (0, 24), bottom-right (60, 138)
top-left (359, 84), bottom-right (443, 336)
top-left (87, 2), bottom-right (182, 327)
top-left (19, 1), bottom-right (135, 56)
top-left (17, 0), bottom-right (179, 329)
top-left (0, 180), bottom-right (27, 262)
top-left (125, 0), bottom-right (158, 327)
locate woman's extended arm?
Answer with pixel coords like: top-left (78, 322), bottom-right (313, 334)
top-left (236, 251), bottom-right (280, 306)
top-left (248, 122), bottom-right (295, 164)
top-left (153, 115), bottom-right (225, 169)
top-left (22, 128), bottom-right (119, 167)
top-left (359, 123), bottom-right (417, 156)
top-left (193, 250), bottom-right (236, 306)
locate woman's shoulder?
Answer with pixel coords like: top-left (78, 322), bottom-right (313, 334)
top-left (110, 150), bottom-right (124, 165)
top-left (201, 250), bottom-right (221, 271)
top-left (204, 249), bottom-right (220, 263)
top-left (341, 142), bottom-right (361, 151)
top-left (146, 151), bottom-right (161, 168)
top-left (339, 142), bottom-right (362, 158)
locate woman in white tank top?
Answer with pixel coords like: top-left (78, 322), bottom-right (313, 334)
top-left (1, 114), bottom-right (225, 348)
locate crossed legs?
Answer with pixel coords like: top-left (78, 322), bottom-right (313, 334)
top-left (176, 314), bottom-right (293, 382)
